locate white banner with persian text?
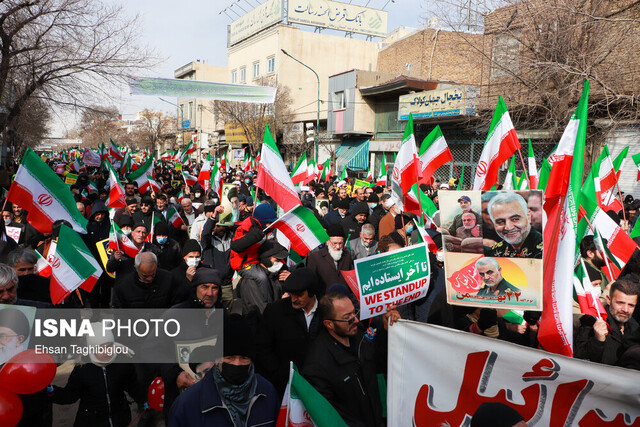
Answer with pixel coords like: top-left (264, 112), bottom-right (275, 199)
top-left (388, 321), bottom-right (640, 426)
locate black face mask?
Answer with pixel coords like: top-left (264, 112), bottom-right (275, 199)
top-left (221, 362), bottom-right (251, 385)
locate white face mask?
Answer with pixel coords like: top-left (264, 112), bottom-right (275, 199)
top-left (194, 192), bottom-right (201, 198)
top-left (267, 262), bottom-right (283, 273)
top-left (3, 218), bottom-right (11, 225)
top-left (122, 228), bottom-right (132, 236)
top-left (436, 251), bottom-right (444, 263)
top-left (186, 258), bottom-right (201, 267)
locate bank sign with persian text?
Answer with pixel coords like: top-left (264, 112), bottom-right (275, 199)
top-left (229, 0), bottom-right (284, 46)
top-left (288, 0), bottom-right (388, 37)
top-left (398, 85), bottom-right (479, 120)
top-left (355, 243), bottom-right (430, 319)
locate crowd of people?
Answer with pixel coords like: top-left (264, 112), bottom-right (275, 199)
top-left (0, 160), bottom-right (639, 427)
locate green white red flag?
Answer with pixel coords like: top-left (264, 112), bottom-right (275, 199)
top-left (376, 152), bottom-right (388, 186)
top-left (418, 125), bottom-right (452, 185)
top-left (167, 207), bottom-right (184, 228)
top-left (305, 159), bottom-right (316, 185)
top-left (405, 183), bottom-right (438, 229)
top-left (390, 114), bottom-right (420, 208)
top-left (574, 258), bottom-right (608, 320)
top-left (583, 145), bottom-right (623, 212)
top-left (365, 166), bottom-right (374, 182)
top-left (8, 148), bottom-right (88, 234)
top-left (632, 152), bottom-right (640, 181)
top-left (291, 153), bottom-right (308, 185)
top-left (109, 139), bottom-right (124, 163)
top-left (109, 222), bottom-right (140, 258)
top-left (147, 175), bottom-right (161, 193)
top-left (210, 161), bottom-right (223, 198)
top-left (197, 158), bottom-right (212, 191)
top-left (473, 96), bottom-right (521, 190)
top-left (527, 139), bottom-right (538, 189)
top-left (34, 250), bottom-right (52, 277)
top-left (182, 171), bottom-right (197, 187)
top-left (267, 205), bottom-right (328, 257)
top-left (502, 157), bottom-right (516, 190)
top-left (50, 224), bottom-right (102, 305)
top-left (256, 125), bottom-right (303, 212)
top-left (340, 167), bottom-right (348, 182)
top-left (538, 81), bottom-right (590, 357)
top-left (276, 362), bottom-right (348, 427)
top-left (126, 158), bottom-right (154, 194)
top-left (105, 161), bottom-right (126, 209)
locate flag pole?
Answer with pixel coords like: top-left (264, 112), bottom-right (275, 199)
top-left (517, 148), bottom-right (531, 188)
top-left (450, 158), bottom-right (461, 186)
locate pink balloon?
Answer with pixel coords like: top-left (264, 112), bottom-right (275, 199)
top-left (0, 349), bottom-right (57, 395)
top-left (147, 377), bottom-right (165, 412)
top-left (0, 388), bottom-right (23, 427)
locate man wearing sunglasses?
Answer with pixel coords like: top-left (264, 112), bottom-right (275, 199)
top-left (302, 291), bottom-right (400, 426)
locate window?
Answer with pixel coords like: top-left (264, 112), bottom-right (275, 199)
top-left (231, 70), bottom-right (237, 83)
top-left (253, 62), bottom-right (260, 79)
top-left (491, 32), bottom-right (521, 78)
top-left (240, 67), bottom-right (246, 83)
top-left (188, 102), bottom-right (194, 120)
top-left (333, 91), bottom-right (345, 110)
top-left (267, 56), bottom-right (275, 74)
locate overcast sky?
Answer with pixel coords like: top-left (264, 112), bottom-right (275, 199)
top-left (51, 0), bottom-right (428, 137)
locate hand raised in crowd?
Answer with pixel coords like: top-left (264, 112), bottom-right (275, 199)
top-left (186, 266), bottom-right (197, 281)
top-left (593, 318), bottom-right (609, 342)
top-left (113, 250), bottom-right (123, 261)
top-left (176, 371), bottom-right (196, 390)
top-left (278, 270), bottom-right (291, 282)
top-left (214, 205), bottom-right (225, 215)
top-left (382, 304), bottom-right (401, 330)
top-left (505, 322), bottom-right (527, 334)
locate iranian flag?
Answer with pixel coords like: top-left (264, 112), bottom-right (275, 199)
top-left (109, 139), bottom-right (124, 162)
top-left (527, 139), bottom-right (539, 189)
top-left (574, 258), bottom-right (608, 320)
top-left (291, 153), bottom-right (308, 185)
top-left (390, 114), bottom-right (420, 208)
top-left (419, 125), bottom-right (452, 185)
top-left (538, 81), bottom-right (590, 357)
top-left (613, 146), bottom-right (628, 181)
top-left (267, 205), bottom-right (328, 257)
top-left (182, 170), bottom-right (198, 187)
top-left (198, 158), bottom-right (212, 191)
top-left (109, 222), bottom-right (141, 258)
top-left (127, 158), bottom-right (154, 194)
top-left (376, 152), bottom-right (388, 186)
top-left (632, 152), bottom-right (640, 181)
top-left (34, 250), bottom-right (52, 277)
top-left (211, 161), bottom-right (223, 198)
top-left (242, 149), bottom-right (251, 171)
top-left (577, 198), bottom-right (637, 282)
top-left (405, 183), bottom-right (438, 229)
top-left (256, 125), bottom-right (302, 212)
top-left (340, 167), bottom-right (348, 182)
top-left (581, 145), bottom-right (623, 213)
top-left (82, 148), bottom-right (101, 167)
top-left (502, 157), bottom-right (516, 190)
top-left (276, 362), bottom-right (347, 427)
top-left (473, 96), bottom-right (521, 190)
top-left (49, 224), bottom-right (102, 305)
top-left (105, 162), bottom-right (126, 209)
top-left (183, 140), bottom-right (195, 155)
top-left (8, 148), bottom-right (88, 234)
top-left (318, 159), bottom-right (331, 182)
top-left (147, 175), bottom-right (161, 193)
top-left (160, 151), bottom-right (171, 160)
top-left (167, 207), bottom-right (184, 228)
top-left (365, 166), bottom-right (374, 182)
top-left (305, 159), bottom-right (316, 185)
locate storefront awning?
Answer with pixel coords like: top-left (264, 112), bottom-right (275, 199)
top-left (336, 139), bottom-right (370, 171)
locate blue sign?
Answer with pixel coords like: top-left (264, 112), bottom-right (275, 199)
top-left (182, 120), bottom-right (191, 129)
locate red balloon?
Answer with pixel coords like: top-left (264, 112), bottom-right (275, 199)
top-left (0, 388), bottom-right (23, 427)
top-left (0, 349), bottom-right (57, 395)
top-left (147, 377), bottom-right (165, 412)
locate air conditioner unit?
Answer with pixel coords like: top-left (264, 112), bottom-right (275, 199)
top-left (305, 122), bottom-right (314, 129)
top-left (306, 129), bottom-right (314, 136)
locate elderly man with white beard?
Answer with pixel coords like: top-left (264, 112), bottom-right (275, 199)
top-left (307, 224), bottom-right (355, 295)
top-left (485, 192), bottom-right (543, 258)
